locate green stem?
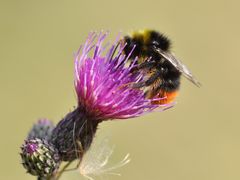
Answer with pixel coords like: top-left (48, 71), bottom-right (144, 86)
top-left (54, 161), bottom-right (73, 180)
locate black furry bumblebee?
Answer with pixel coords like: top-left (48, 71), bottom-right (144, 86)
top-left (121, 30), bottom-right (200, 105)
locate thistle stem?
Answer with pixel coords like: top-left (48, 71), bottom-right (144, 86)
top-left (54, 161), bottom-right (73, 180)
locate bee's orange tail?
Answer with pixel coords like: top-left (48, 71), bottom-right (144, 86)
top-left (151, 90), bottom-right (178, 105)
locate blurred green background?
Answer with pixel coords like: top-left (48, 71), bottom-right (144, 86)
top-left (1, 0), bottom-right (240, 179)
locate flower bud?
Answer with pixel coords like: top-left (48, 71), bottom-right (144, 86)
top-left (20, 138), bottom-right (60, 178)
top-left (27, 119), bottom-right (54, 141)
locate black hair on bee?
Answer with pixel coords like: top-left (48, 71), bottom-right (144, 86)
top-left (122, 29), bottom-right (200, 104)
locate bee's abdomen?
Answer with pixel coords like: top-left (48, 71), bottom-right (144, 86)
top-left (152, 90), bottom-right (178, 105)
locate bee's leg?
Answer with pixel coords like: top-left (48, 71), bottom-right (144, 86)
top-left (131, 61), bottom-right (156, 72)
top-left (148, 82), bottom-right (163, 98)
top-left (133, 70), bottom-right (161, 88)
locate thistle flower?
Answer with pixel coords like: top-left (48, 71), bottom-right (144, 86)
top-left (27, 119), bottom-right (55, 141)
top-left (73, 32), bottom-right (160, 120)
top-left (20, 138), bottom-right (60, 178)
top-left (51, 32), bottom-right (171, 161)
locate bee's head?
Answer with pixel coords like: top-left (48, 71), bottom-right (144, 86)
top-left (148, 30), bottom-right (171, 51)
top-left (122, 35), bottom-right (144, 59)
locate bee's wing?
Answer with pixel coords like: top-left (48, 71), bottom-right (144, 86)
top-left (154, 48), bottom-right (201, 87)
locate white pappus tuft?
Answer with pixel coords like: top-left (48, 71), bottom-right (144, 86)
top-left (79, 137), bottom-right (130, 180)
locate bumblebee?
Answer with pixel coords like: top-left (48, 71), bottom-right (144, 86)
top-left (122, 30), bottom-right (200, 105)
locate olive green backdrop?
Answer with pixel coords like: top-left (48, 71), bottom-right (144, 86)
top-left (1, 0), bottom-right (239, 179)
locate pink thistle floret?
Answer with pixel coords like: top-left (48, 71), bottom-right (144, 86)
top-left (74, 32), bottom-right (170, 120)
